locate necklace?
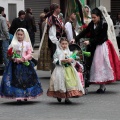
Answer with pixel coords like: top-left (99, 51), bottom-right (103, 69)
top-left (21, 45), bottom-right (24, 48)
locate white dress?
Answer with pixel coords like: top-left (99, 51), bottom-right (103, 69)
top-left (47, 43), bottom-right (84, 98)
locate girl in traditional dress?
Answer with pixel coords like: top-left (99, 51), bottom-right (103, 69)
top-left (76, 7), bottom-right (120, 93)
top-left (0, 28), bottom-right (43, 101)
top-left (47, 37), bottom-right (84, 104)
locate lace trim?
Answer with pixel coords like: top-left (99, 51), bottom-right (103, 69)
top-left (0, 92), bottom-right (43, 100)
top-left (47, 90), bottom-right (83, 98)
top-left (90, 42), bottom-right (114, 83)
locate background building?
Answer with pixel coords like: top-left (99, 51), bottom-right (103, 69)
top-left (1, 0), bottom-right (120, 45)
top-left (0, 0), bottom-right (24, 23)
top-left (87, 0), bottom-right (120, 19)
top-left (24, 0), bottom-right (51, 45)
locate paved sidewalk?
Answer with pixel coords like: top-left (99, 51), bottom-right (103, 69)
top-left (0, 49), bottom-right (120, 120)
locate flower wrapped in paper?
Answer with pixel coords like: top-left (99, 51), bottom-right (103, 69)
top-left (7, 47), bottom-right (30, 66)
top-left (70, 50), bottom-right (78, 59)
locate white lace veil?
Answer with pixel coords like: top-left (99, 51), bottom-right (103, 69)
top-left (84, 5), bottom-right (91, 18)
top-left (9, 28), bottom-right (33, 51)
top-left (56, 37), bottom-right (71, 58)
top-left (98, 6), bottom-right (119, 57)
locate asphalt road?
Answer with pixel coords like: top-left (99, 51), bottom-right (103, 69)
top-left (0, 49), bottom-right (119, 120)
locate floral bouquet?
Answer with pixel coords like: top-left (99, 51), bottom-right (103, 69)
top-left (80, 24), bottom-right (88, 30)
top-left (70, 50), bottom-right (79, 60)
top-left (7, 48), bottom-right (30, 66)
top-left (70, 50), bottom-right (91, 59)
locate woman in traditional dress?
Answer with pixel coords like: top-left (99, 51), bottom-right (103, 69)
top-left (47, 3), bottom-right (66, 72)
top-left (48, 3), bottom-right (66, 57)
top-left (37, 13), bottom-right (51, 71)
top-left (76, 7), bottom-right (120, 93)
top-left (0, 28), bottom-right (43, 101)
top-left (47, 37), bottom-right (84, 104)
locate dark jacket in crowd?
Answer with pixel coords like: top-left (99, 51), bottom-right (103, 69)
top-left (76, 20), bottom-right (108, 52)
top-left (25, 13), bottom-right (36, 33)
top-left (9, 18), bottom-right (27, 35)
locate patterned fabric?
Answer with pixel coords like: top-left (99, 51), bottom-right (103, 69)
top-left (37, 33), bottom-right (51, 71)
top-left (48, 15), bottom-right (65, 39)
top-left (48, 15), bottom-right (66, 58)
top-left (0, 61), bottom-right (43, 99)
top-left (47, 65), bottom-right (84, 98)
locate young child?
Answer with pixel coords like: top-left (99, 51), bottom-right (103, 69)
top-left (75, 62), bottom-right (84, 87)
top-left (0, 28), bottom-right (43, 101)
top-left (47, 37), bottom-right (84, 104)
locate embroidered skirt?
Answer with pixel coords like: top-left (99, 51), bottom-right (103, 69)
top-left (0, 61), bottom-right (43, 99)
top-left (37, 33), bottom-right (51, 71)
top-left (47, 65), bottom-right (84, 98)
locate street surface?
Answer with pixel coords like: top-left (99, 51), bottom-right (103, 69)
top-left (0, 48), bottom-right (120, 120)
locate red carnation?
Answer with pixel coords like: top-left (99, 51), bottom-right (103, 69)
top-left (81, 24), bottom-right (87, 29)
top-left (7, 47), bottom-right (13, 56)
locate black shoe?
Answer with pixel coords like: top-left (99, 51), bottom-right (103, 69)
top-left (65, 99), bottom-right (72, 104)
top-left (24, 99), bottom-right (27, 101)
top-left (96, 88), bottom-right (106, 93)
top-left (17, 100), bottom-right (22, 102)
top-left (57, 98), bottom-right (62, 103)
top-left (72, 96), bottom-right (79, 98)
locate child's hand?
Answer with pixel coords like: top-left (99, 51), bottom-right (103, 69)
top-left (61, 59), bottom-right (67, 63)
top-left (67, 58), bottom-right (73, 63)
top-left (15, 58), bottom-right (24, 64)
top-left (61, 59), bottom-right (68, 63)
top-left (84, 40), bottom-right (90, 45)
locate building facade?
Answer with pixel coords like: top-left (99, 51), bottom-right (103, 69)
top-left (24, 0), bottom-right (51, 45)
top-left (1, 0), bottom-right (119, 44)
top-left (87, 0), bottom-right (111, 11)
top-left (0, 0), bottom-right (24, 23)
top-left (88, 0), bottom-right (120, 19)
top-left (24, 0), bottom-right (120, 44)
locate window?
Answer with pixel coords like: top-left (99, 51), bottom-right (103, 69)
top-left (87, 0), bottom-right (100, 9)
top-left (8, 4), bottom-right (17, 23)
